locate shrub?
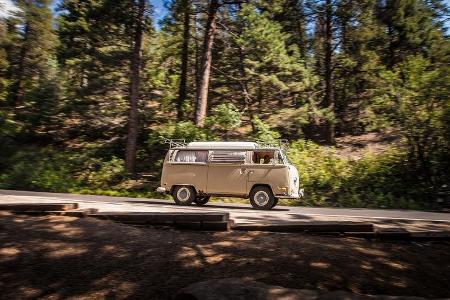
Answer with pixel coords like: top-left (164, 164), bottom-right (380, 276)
top-left (287, 139), bottom-right (440, 209)
top-left (252, 116), bottom-right (280, 143)
top-left (0, 148), bottom-right (81, 192)
top-left (287, 140), bottom-right (350, 205)
top-left (76, 156), bottom-right (125, 189)
top-left (205, 103), bottom-right (242, 136)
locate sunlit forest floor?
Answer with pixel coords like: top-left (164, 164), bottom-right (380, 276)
top-left (1, 212), bottom-right (449, 299)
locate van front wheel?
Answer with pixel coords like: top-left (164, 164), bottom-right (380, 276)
top-left (249, 186), bottom-right (275, 210)
top-left (172, 186), bottom-right (196, 206)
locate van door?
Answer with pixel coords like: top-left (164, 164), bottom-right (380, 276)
top-left (206, 150), bottom-right (248, 196)
top-left (247, 150), bottom-right (289, 195)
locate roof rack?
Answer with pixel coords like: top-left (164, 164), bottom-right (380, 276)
top-left (164, 139), bottom-right (187, 149)
top-left (255, 139), bottom-right (289, 150)
top-left (164, 139), bottom-right (289, 150)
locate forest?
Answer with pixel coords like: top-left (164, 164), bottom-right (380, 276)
top-left (0, 0), bottom-right (449, 209)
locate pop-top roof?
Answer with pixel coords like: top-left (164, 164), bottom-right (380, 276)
top-left (164, 139), bottom-right (287, 150)
top-left (186, 141), bottom-right (258, 150)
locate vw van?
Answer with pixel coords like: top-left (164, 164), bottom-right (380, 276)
top-left (156, 140), bottom-right (303, 210)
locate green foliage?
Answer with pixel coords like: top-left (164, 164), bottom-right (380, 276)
top-left (205, 103), bottom-right (242, 135)
top-left (235, 2), bottom-right (316, 110)
top-left (287, 140), bottom-right (442, 209)
top-left (147, 121), bottom-right (216, 147)
top-left (0, 148), bottom-right (80, 192)
top-left (370, 55), bottom-right (450, 182)
top-left (77, 156), bottom-right (125, 189)
top-left (288, 140), bottom-right (350, 205)
top-left (0, 0), bottom-right (448, 210)
top-left (251, 116), bottom-right (280, 144)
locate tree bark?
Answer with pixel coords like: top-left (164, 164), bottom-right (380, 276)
top-left (324, 0), bottom-right (335, 144)
top-left (176, 0), bottom-right (191, 120)
top-left (125, 0), bottom-right (145, 174)
top-left (195, 0), bottom-right (220, 127)
top-left (11, 20), bottom-right (30, 106)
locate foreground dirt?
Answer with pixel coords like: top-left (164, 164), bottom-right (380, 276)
top-left (0, 212), bottom-right (449, 300)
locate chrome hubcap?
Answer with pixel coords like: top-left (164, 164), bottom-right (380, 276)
top-left (254, 191), bottom-right (269, 206)
top-left (177, 188), bottom-right (190, 202)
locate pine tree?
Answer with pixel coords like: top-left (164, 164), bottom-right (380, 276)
top-left (158, 0), bottom-right (195, 121)
top-left (236, 2), bottom-right (314, 115)
top-left (4, 0), bottom-right (59, 138)
top-left (260, 0), bottom-right (308, 60)
top-left (57, 0), bottom-right (137, 143)
top-left (377, 0), bottom-right (444, 68)
top-left (0, 18), bottom-right (10, 101)
top-left (195, 0), bottom-right (220, 127)
top-left (125, 0), bottom-right (146, 174)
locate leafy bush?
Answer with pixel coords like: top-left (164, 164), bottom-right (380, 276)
top-left (205, 103), bottom-right (242, 136)
top-left (287, 140), bottom-right (442, 209)
top-left (0, 148), bottom-right (81, 192)
top-left (287, 140), bottom-right (350, 206)
top-left (76, 156), bottom-right (125, 189)
top-left (252, 116), bottom-right (280, 143)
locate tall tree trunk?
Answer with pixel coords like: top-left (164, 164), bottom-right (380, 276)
top-left (324, 0), bottom-right (335, 144)
top-left (195, 0), bottom-right (219, 127)
top-left (125, 0), bottom-right (145, 174)
top-left (11, 20), bottom-right (30, 106)
top-left (176, 0), bottom-right (191, 120)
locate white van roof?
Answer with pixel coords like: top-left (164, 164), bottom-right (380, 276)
top-left (186, 141), bottom-right (258, 150)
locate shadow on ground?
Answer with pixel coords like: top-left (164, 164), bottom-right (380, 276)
top-left (0, 212), bottom-right (449, 299)
top-left (125, 200), bottom-right (291, 211)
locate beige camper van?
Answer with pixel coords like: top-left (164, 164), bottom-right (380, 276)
top-left (156, 140), bottom-right (303, 210)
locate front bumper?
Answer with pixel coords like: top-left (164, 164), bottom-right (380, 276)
top-left (277, 188), bottom-right (304, 199)
top-left (156, 187), bottom-right (167, 193)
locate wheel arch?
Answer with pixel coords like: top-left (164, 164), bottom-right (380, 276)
top-left (170, 184), bottom-right (199, 195)
top-left (249, 183), bottom-right (274, 196)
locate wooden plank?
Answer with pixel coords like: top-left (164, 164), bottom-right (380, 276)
top-left (0, 203), bottom-right (79, 211)
top-left (233, 222), bottom-right (373, 233)
top-left (89, 212), bottom-right (229, 223)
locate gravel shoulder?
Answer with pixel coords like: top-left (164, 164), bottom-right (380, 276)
top-left (1, 212), bottom-right (449, 300)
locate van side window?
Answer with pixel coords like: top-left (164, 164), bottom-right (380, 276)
top-left (210, 150), bottom-right (246, 163)
top-left (251, 151), bottom-right (277, 164)
top-left (174, 150), bottom-right (208, 163)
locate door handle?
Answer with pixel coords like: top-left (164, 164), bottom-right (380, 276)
top-left (240, 168), bottom-right (254, 175)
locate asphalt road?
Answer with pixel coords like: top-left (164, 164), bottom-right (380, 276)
top-left (1, 189), bottom-right (449, 231)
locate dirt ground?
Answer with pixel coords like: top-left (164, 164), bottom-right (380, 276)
top-left (1, 212), bottom-right (449, 300)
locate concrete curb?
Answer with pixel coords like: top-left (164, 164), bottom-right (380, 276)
top-left (90, 212), bottom-right (230, 222)
top-left (0, 203), bottom-right (79, 211)
top-left (233, 222), bottom-right (374, 233)
top-left (11, 208), bottom-right (98, 218)
top-left (89, 212), bottom-right (232, 231)
top-left (345, 230), bottom-right (450, 241)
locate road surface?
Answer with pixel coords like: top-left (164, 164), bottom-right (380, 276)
top-left (1, 189), bottom-right (449, 231)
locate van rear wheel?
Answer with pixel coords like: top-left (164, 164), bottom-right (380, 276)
top-left (194, 196), bottom-right (210, 206)
top-left (172, 186), bottom-right (196, 206)
top-left (250, 186), bottom-right (275, 210)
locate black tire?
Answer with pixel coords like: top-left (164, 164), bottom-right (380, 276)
top-left (172, 186), bottom-right (196, 206)
top-left (272, 197), bottom-right (279, 208)
top-left (249, 186), bottom-right (275, 210)
top-left (194, 196), bottom-right (210, 206)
